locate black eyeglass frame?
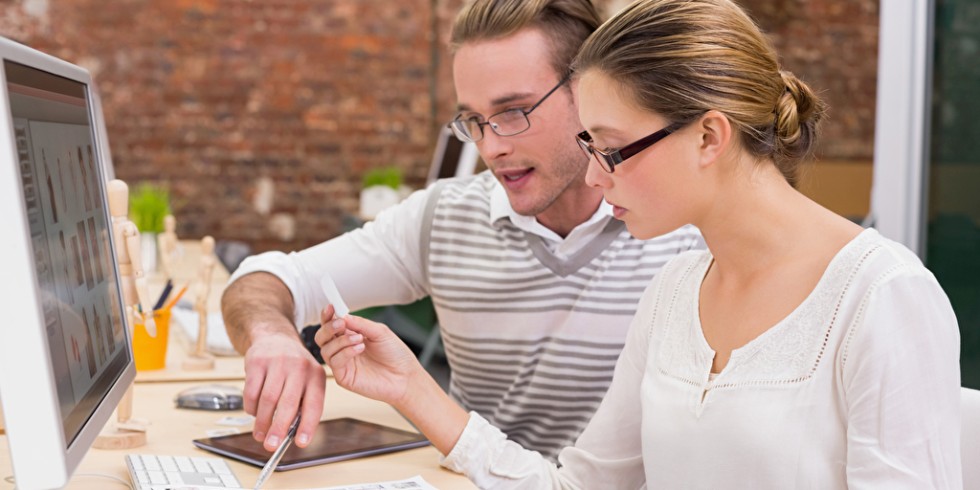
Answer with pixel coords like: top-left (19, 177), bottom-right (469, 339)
top-left (576, 121), bottom-right (685, 173)
top-left (447, 73), bottom-right (572, 143)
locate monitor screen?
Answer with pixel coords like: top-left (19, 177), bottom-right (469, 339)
top-left (5, 58), bottom-right (129, 446)
top-left (0, 37), bottom-right (135, 489)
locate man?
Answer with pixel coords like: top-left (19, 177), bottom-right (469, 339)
top-left (222, 0), bottom-right (702, 461)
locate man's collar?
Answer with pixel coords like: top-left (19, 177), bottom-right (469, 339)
top-left (489, 178), bottom-right (614, 230)
top-left (489, 182), bottom-right (513, 226)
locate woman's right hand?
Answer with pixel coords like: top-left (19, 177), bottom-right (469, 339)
top-left (314, 306), bottom-right (424, 406)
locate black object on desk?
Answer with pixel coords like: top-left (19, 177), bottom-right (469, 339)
top-left (192, 417), bottom-right (430, 471)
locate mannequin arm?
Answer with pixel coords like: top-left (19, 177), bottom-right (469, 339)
top-left (123, 222), bottom-right (156, 337)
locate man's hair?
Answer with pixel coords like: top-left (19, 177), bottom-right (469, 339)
top-left (450, 0), bottom-right (602, 77)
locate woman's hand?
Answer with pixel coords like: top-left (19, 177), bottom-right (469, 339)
top-left (315, 305), bottom-right (471, 456)
top-left (314, 305), bottom-right (423, 406)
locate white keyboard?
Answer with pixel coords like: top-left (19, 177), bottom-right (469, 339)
top-left (125, 454), bottom-right (242, 490)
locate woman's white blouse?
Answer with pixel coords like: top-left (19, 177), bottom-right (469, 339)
top-left (442, 228), bottom-right (962, 489)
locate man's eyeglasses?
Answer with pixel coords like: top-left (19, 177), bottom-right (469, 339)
top-left (576, 122), bottom-right (684, 173)
top-left (448, 73), bottom-right (571, 143)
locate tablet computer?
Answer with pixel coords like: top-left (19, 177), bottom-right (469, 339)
top-left (192, 417), bottom-right (430, 471)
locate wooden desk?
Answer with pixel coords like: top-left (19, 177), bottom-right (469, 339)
top-left (0, 379), bottom-right (475, 489)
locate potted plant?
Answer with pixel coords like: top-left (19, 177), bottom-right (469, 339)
top-left (129, 183), bottom-right (171, 272)
top-left (359, 167), bottom-right (407, 219)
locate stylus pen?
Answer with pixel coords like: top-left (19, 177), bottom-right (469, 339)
top-left (253, 414), bottom-right (301, 489)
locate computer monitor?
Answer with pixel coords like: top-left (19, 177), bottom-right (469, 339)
top-left (426, 126), bottom-right (480, 186)
top-left (0, 37), bottom-right (135, 489)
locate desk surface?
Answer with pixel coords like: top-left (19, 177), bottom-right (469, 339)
top-left (0, 379), bottom-right (475, 489)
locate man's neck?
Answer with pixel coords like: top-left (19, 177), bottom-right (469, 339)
top-left (535, 186), bottom-right (604, 238)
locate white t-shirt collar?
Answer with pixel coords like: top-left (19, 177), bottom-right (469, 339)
top-left (488, 178), bottom-right (615, 257)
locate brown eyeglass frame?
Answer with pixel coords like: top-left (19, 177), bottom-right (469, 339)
top-left (576, 121), bottom-right (684, 172)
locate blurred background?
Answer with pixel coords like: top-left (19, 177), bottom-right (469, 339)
top-left (3, 0), bottom-right (978, 387)
top-left (0, 0), bottom-right (878, 251)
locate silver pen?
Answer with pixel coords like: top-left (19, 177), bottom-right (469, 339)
top-left (252, 414), bottom-right (301, 489)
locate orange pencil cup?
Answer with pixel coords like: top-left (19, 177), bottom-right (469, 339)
top-left (132, 309), bottom-right (170, 371)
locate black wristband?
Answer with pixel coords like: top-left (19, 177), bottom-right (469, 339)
top-left (300, 325), bottom-right (325, 364)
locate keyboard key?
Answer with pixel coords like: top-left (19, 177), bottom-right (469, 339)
top-left (160, 455), bottom-right (178, 472)
top-left (220, 473), bottom-right (240, 486)
top-left (148, 470), bottom-right (166, 485)
top-left (192, 457), bottom-right (212, 473)
top-left (165, 471), bottom-right (184, 485)
top-left (175, 455), bottom-right (194, 472)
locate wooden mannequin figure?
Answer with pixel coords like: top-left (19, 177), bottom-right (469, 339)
top-left (108, 180), bottom-right (156, 338)
top-left (157, 214), bottom-right (179, 280)
top-left (94, 179), bottom-right (155, 449)
top-left (182, 235), bottom-right (216, 370)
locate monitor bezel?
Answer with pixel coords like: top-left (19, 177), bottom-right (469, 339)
top-left (0, 37), bottom-right (136, 489)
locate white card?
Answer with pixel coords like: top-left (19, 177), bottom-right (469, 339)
top-left (205, 427), bottom-right (240, 437)
top-left (216, 415), bottom-right (254, 426)
top-left (320, 275), bottom-right (350, 318)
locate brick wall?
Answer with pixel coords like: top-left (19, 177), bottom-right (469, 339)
top-left (1, 0), bottom-right (878, 251)
top-left (739, 0), bottom-right (879, 161)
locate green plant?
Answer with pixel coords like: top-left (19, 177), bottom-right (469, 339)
top-left (362, 167), bottom-right (402, 190)
top-left (129, 183), bottom-right (171, 234)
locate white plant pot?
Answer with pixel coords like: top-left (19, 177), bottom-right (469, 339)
top-left (359, 186), bottom-right (402, 220)
top-left (141, 232), bottom-right (158, 273)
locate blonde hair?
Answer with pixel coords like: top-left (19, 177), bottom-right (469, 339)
top-left (451, 0), bottom-right (602, 78)
top-left (573, 0), bottom-right (826, 186)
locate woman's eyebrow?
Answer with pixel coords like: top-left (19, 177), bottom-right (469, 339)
top-left (587, 125), bottom-right (623, 138)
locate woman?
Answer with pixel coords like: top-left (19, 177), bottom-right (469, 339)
top-left (318, 0), bottom-right (962, 487)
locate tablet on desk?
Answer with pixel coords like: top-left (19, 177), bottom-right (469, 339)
top-left (192, 417), bottom-right (430, 471)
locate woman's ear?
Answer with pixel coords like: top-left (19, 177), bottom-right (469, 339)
top-left (696, 110), bottom-right (733, 169)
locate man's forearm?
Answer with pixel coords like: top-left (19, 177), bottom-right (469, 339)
top-left (221, 272), bottom-right (298, 354)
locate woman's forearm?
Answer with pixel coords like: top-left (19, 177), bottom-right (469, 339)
top-left (394, 368), bottom-right (470, 455)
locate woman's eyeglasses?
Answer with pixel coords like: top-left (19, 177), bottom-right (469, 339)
top-left (576, 121), bottom-right (684, 173)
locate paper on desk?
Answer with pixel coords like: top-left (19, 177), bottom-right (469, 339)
top-left (170, 306), bottom-right (238, 356)
top-left (167, 475), bottom-right (437, 490)
top-left (312, 475), bottom-right (437, 490)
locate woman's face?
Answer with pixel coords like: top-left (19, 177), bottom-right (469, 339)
top-left (577, 71), bottom-right (704, 239)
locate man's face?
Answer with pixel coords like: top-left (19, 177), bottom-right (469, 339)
top-left (452, 28), bottom-right (589, 217)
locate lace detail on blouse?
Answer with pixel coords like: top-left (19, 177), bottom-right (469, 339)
top-left (657, 230), bottom-right (882, 390)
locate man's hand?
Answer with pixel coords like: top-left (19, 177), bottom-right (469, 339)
top-left (242, 331), bottom-right (326, 452)
top-left (222, 272), bottom-right (325, 452)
